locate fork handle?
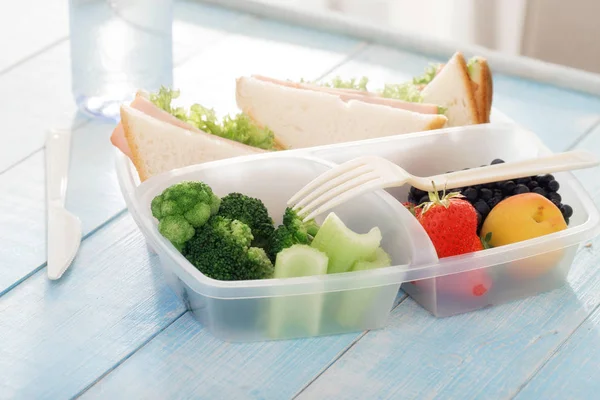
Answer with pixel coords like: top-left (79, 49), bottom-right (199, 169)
top-left (423, 150), bottom-right (600, 191)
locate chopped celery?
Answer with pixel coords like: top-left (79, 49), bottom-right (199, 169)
top-left (336, 247), bottom-right (393, 328)
top-left (310, 213), bottom-right (382, 274)
top-left (268, 245), bottom-right (328, 338)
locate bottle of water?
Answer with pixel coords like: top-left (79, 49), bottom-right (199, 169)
top-left (69, 0), bottom-right (174, 121)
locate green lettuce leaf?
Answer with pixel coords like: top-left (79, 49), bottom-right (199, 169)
top-left (148, 86), bottom-right (276, 150)
top-left (412, 63), bottom-right (440, 86)
top-left (320, 76), bottom-right (369, 91)
top-left (379, 82), bottom-right (423, 103)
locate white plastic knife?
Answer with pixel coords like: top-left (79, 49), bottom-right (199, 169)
top-left (45, 129), bottom-right (82, 280)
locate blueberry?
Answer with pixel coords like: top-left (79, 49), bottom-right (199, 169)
top-left (547, 180), bottom-right (560, 192)
top-left (562, 204), bottom-right (573, 218)
top-left (407, 194), bottom-right (416, 204)
top-left (551, 199), bottom-right (562, 208)
top-left (527, 180), bottom-right (539, 190)
top-left (480, 188), bottom-right (493, 201)
top-left (475, 211), bottom-right (482, 225)
top-left (487, 197), bottom-right (501, 208)
top-left (516, 177), bottom-right (531, 185)
top-left (419, 195), bottom-right (430, 204)
top-left (514, 184), bottom-right (530, 195)
top-left (463, 187), bottom-right (479, 202)
top-left (565, 217), bottom-right (570, 225)
top-left (410, 186), bottom-right (427, 199)
top-left (538, 174), bottom-right (555, 186)
top-left (474, 199), bottom-right (491, 216)
top-left (491, 159), bottom-right (505, 165)
top-left (483, 182), bottom-right (496, 189)
top-left (532, 187), bottom-right (547, 197)
top-left (503, 180), bottom-right (516, 194)
top-left (548, 192), bottom-right (562, 203)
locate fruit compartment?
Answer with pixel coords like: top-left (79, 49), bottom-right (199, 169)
top-left (118, 152), bottom-right (440, 342)
top-left (309, 123), bottom-right (600, 317)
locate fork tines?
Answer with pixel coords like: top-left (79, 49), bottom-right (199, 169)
top-left (287, 156), bottom-right (381, 221)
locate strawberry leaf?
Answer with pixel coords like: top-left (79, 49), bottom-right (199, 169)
top-left (481, 232), bottom-right (493, 249)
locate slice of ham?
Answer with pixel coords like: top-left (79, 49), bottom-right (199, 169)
top-left (251, 74), bottom-right (440, 115)
top-left (110, 93), bottom-right (204, 158)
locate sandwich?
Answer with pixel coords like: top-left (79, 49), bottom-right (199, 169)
top-left (110, 51), bottom-right (493, 182)
top-left (416, 52), bottom-right (493, 126)
top-left (234, 75), bottom-right (447, 149)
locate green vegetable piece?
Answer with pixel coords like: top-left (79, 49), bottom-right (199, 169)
top-left (158, 215), bottom-right (195, 250)
top-left (267, 207), bottom-right (320, 261)
top-left (148, 86), bottom-right (188, 121)
top-left (274, 244), bottom-right (329, 278)
top-left (351, 246), bottom-right (392, 271)
top-left (320, 76), bottom-right (369, 91)
top-left (183, 216), bottom-right (274, 281)
top-left (336, 247), bottom-right (393, 328)
top-left (151, 181), bottom-right (221, 249)
top-left (412, 63), bottom-right (441, 86)
top-left (311, 212), bottom-right (382, 274)
top-left (148, 87), bottom-right (277, 150)
top-left (217, 193), bottom-right (275, 249)
top-left (380, 82), bottom-right (424, 103)
top-left (467, 57), bottom-right (480, 76)
top-left (246, 247), bottom-right (275, 280)
top-left (269, 245), bottom-right (329, 338)
top-left (184, 203), bottom-right (212, 227)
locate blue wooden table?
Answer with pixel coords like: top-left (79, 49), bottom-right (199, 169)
top-left (2, 1), bottom-right (600, 399)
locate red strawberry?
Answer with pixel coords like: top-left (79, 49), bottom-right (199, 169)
top-left (416, 189), bottom-right (479, 258)
top-left (412, 186), bottom-right (492, 297)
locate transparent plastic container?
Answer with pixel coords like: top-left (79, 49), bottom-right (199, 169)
top-left (116, 123), bottom-right (600, 340)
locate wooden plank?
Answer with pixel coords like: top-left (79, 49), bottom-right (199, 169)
top-left (293, 127), bottom-right (600, 399)
top-left (78, 312), bottom-right (361, 400)
top-left (512, 125), bottom-right (600, 399)
top-left (0, 213), bottom-right (187, 400)
top-left (0, 0), bottom-right (68, 73)
top-left (319, 44), bottom-right (600, 151)
top-left (514, 309), bottom-right (600, 399)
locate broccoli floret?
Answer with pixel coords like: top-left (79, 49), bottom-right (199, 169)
top-left (267, 207), bottom-right (320, 262)
top-left (183, 216), bottom-right (274, 281)
top-left (217, 193), bottom-right (275, 249)
top-left (151, 181), bottom-right (221, 249)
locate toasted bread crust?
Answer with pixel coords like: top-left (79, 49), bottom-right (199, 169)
top-left (482, 60), bottom-right (493, 121)
top-left (472, 57), bottom-right (493, 123)
top-left (426, 114), bottom-right (449, 130)
top-left (454, 52), bottom-right (482, 124)
top-left (121, 106), bottom-right (150, 182)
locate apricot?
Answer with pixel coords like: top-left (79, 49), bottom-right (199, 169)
top-left (481, 193), bottom-right (568, 279)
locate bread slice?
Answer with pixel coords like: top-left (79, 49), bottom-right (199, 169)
top-left (236, 76), bottom-right (448, 150)
top-left (468, 56), bottom-right (493, 123)
top-left (120, 105), bottom-right (265, 181)
top-left (421, 52), bottom-right (481, 126)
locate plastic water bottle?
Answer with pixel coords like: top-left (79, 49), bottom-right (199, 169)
top-left (69, 0), bottom-right (174, 121)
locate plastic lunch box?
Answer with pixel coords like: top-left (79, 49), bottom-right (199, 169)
top-left (115, 122), bottom-right (600, 342)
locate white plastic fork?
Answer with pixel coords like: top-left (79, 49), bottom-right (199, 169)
top-left (288, 150), bottom-right (600, 222)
